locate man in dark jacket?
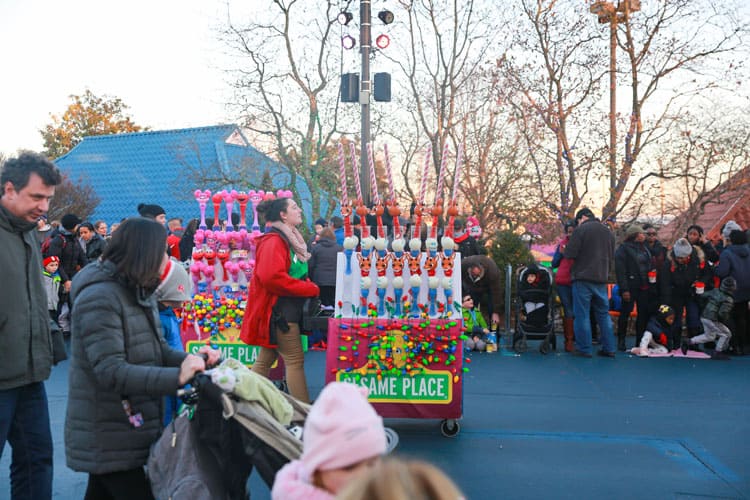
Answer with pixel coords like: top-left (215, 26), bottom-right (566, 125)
top-left (716, 228), bottom-right (750, 355)
top-left (564, 208), bottom-right (616, 357)
top-left (0, 152), bottom-right (62, 499)
top-left (461, 255), bottom-right (502, 326)
top-left (454, 218), bottom-right (481, 258)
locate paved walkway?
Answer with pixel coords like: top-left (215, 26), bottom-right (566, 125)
top-left (2, 336), bottom-right (748, 499)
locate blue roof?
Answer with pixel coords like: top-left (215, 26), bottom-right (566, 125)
top-left (55, 124), bottom-right (334, 227)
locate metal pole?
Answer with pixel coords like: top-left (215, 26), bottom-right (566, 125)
top-left (608, 14), bottom-right (617, 214)
top-left (360, 0), bottom-right (372, 207)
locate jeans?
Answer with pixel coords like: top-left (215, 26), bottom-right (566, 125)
top-left (0, 382), bottom-right (53, 500)
top-left (557, 284), bottom-right (574, 318)
top-left (572, 281), bottom-right (615, 354)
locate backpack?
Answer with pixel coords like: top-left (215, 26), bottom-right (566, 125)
top-left (41, 233), bottom-right (66, 258)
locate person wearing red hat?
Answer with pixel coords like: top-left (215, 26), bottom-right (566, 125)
top-left (42, 256), bottom-right (62, 323)
top-left (0, 152), bottom-right (62, 499)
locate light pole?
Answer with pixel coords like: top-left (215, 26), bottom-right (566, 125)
top-left (589, 1), bottom-right (640, 214)
top-left (359, 0), bottom-right (372, 206)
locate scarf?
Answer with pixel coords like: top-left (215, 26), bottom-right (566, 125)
top-left (270, 221), bottom-right (311, 262)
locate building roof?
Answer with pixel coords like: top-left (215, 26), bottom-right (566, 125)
top-left (55, 124), bottom-right (331, 226)
top-left (658, 166), bottom-right (750, 245)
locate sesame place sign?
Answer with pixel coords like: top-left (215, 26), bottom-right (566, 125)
top-left (337, 369), bottom-right (452, 403)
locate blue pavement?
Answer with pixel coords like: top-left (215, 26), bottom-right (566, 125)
top-left (2, 335), bottom-right (749, 499)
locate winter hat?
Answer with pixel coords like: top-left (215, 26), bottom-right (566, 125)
top-left (722, 220), bottom-right (742, 238)
top-left (301, 382), bottom-right (386, 475)
top-left (155, 258), bottom-right (192, 303)
top-left (61, 213), bottom-right (82, 231)
top-left (656, 304), bottom-right (675, 325)
top-left (672, 238), bottom-right (692, 258)
top-left (43, 255), bottom-right (60, 267)
top-left (137, 203), bottom-right (166, 219)
top-left (625, 224), bottom-right (644, 238)
top-left (720, 276), bottom-right (737, 294)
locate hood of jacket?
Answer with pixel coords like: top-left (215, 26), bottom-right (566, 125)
top-left (726, 243), bottom-right (750, 259)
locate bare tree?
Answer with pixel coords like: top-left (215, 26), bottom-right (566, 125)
top-left (221, 0), bottom-right (345, 224)
top-left (606, 0), bottom-right (749, 219)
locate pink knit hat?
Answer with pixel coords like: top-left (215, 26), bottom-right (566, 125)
top-left (301, 382), bottom-right (386, 475)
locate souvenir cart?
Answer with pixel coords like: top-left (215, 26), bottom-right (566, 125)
top-left (325, 142), bottom-right (468, 436)
top-left (179, 188), bottom-right (300, 380)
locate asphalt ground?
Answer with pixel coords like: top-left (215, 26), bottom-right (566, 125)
top-left (2, 334), bottom-right (748, 499)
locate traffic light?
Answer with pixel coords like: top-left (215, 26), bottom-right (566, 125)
top-left (374, 73), bottom-right (391, 102)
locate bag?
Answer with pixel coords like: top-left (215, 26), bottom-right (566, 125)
top-left (148, 415), bottom-right (227, 500)
top-left (41, 233), bottom-right (66, 258)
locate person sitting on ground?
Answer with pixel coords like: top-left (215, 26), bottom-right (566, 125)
top-left (337, 457), bottom-right (466, 500)
top-left (632, 304), bottom-right (673, 357)
top-left (682, 276), bottom-right (735, 360)
top-left (462, 294), bottom-right (488, 352)
top-left (272, 382), bottom-right (387, 500)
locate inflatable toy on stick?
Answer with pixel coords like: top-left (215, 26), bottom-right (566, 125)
top-left (194, 189), bottom-right (211, 230)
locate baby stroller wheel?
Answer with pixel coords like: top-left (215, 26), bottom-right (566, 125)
top-left (440, 419), bottom-right (460, 437)
top-left (513, 337), bottom-right (528, 353)
top-left (384, 427), bottom-right (400, 452)
top-left (539, 340), bottom-right (550, 355)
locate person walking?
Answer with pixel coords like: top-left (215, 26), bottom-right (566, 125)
top-left (65, 217), bottom-right (219, 499)
top-left (308, 227), bottom-right (341, 306)
top-left (0, 152), bottom-right (62, 500)
top-left (240, 197), bottom-right (320, 403)
top-left (563, 208), bottom-right (616, 357)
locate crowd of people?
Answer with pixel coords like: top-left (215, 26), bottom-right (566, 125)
top-left (4, 149), bottom-right (747, 499)
top-left (552, 209), bottom-right (750, 359)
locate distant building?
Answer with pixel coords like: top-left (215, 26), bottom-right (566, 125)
top-left (54, 124), bottom-right (334, 226)
top-left (658, 166), bottom-right (750, 245)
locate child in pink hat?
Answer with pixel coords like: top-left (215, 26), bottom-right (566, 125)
top-left (272, 382), bottom-right (387, 500)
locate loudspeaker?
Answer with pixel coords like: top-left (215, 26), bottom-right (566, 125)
top-left (374, 72), bottom-right (391, 102)
top-left (341, 73), bottom-right (359, 103)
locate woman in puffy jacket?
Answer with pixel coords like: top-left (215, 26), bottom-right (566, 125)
top-left (65, 217), bottom-right (219, 499)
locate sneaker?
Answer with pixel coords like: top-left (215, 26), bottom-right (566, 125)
top-left (711, 351), bottom-right (730, 360)
top-left (680, 340), bottom-right (689, 356)
top-left (571, 350), bottom-right (592, 358)
top-left (597, 350), bottom-right (615, 358)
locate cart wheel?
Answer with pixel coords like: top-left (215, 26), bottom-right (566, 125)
top-left (384, 427), bottom-right (400, 452)
top-left (514, 337), bottom-right (527, 353)
top-left (440, 419), bottom-right (460, 437)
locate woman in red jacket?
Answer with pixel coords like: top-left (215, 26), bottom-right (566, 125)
top-left (240, 197), bottom-right (319, 402)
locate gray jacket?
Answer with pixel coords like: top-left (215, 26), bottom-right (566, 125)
top-left (564, 218), bottom-right (615, 284)
top-left (65, 260), bottom-right (187, 474)
top-left (0, 205), bottom-right (53, 390)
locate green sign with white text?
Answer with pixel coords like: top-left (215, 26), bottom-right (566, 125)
top-left (337, 370), bottom-right (453, 404)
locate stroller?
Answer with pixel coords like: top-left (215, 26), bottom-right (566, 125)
top-left (512, 264), bottom-right (557, 354)
top-left (148, 360), bottom-right (398, 499)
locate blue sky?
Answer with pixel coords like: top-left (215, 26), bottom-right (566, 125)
top-left (0, 0), bottom-right (234, 156)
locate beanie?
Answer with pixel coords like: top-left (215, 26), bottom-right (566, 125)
top-left (301, 382), bottom-right (386, 475)
top-left (43, 255), bottom-right (60, 267)
top-left (137, 203), bottom-right (166, 219)
top-left (61, 213), bottom-right (82, 231)
top-left (672, 238), bottom-right (692, 258)
top-left (155, 258), bottom-right (192, 303)
top-left (722, 220), bottom-right (742, 238)
top-left (625, 224), bottom-right (644, 238)
top-left (657, 304), bottom-right (675, 324)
